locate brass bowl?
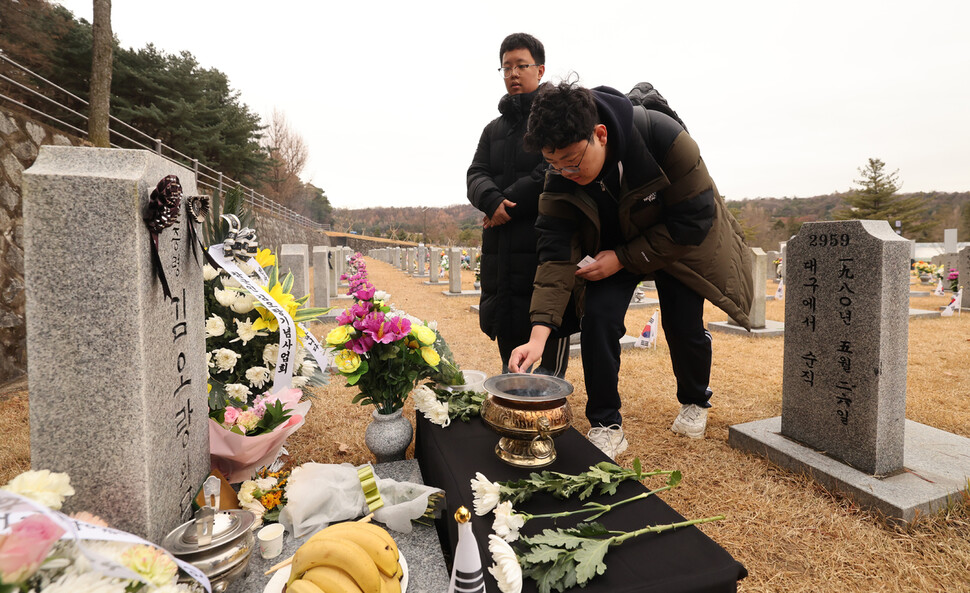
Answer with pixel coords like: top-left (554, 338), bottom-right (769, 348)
top-left (481, 374), bottom-right (573, 467)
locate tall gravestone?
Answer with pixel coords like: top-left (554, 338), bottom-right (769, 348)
top-left (403, 248), bottom-right (412, 276)
top-left (781, 221), bottom-right (909, 474)
top-left (448, 248), bottom-right (461, 293)
top-left (944, 228), bottom-right (958, 253)
top-left (280, 244), bottom-right (309, 299)
top-left (312, 246), bottom-right (331, 308)
top-left (415, 245), bottom-right (428, 277)
top-left (23, 146), bottom-right (208, 542)
top-left (392, 247), bottom-right (401, 269)
top-left (708, 247), bottom-right (784, 337)
top-left (958, 246), bottom-right (970, 309)
top-left (426, 248), bottom-right (442, 285)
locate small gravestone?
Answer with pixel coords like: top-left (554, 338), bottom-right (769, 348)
top-left (944, 228), bottom-right (958, 253)
top-left (709, 247), bottom-right (784, 337)
top-left (280, 244), bottom-right (309, 299)
top-left (392, 247), bottom-right (401, 269)
top-left (311, 246), bottom-right (333, 311)
top-left (730, 220), bottom-right (970, 522)
top-left (23, 146), bottom-right (209, 542)
top-left (415, 245), bottom-right (428, 277)
top-left (447, 248), bottom-right (461, 293)
top-left (959, 246), bottom-right (969, 309)
top-left (425, 248), bottom-right (442, 285)
top-left (403, 248), bottom-right (412, 276)
top-left (779, 242), bottom-right (787, 282)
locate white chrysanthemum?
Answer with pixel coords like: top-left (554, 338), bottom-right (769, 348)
top-left (255, 477), bottom-right (277, 491)
top-left (214, 287), bottom-right (237, 308)
top-left (213, 348), bottom-right (242, 372)
top-left (373, 290), bottom-right (390, 302)
top-left (230, 293), bottom-right (256, 314)
top-left (427, 399), bottom-right (451, 427)
top-left (299, 358), bottom-right (317, 377)
top-left (233, 318), bottom-right (266, 345)
top-left (488, 534), bottom-right (523, 593)
top-left (206, 352), bottom-right (213, 368)
top-left (2, 469), bottom-right (75, 510)
top-left (245, 366), bottom-right (271, 389)
top-left (41, 571), bottom-right (128, 593)
top-left (426, 320), bottom-right (438, 331)
top-left (202, 264), bottom-right (220, 281)
top-left (236, 261), bottom-right (253, 276)
top-left (221, 275), bottom-right (242, 289)
top-left (291, 376), bottom-right (309, 389)
top-left (412, 385), bottom-right (450, 428)
top-left (225, 383), bottom-right (251, 403)
top-left (470, 472), bottom-right (501, 516)
top-left (263, 344), bottom-right (280, 367)
top-left (238, 481), bottom-right (258, 504)
top-left (205, 315), bottom-right (226, 338)
top-left (492, 501), bottom-right (526, 542)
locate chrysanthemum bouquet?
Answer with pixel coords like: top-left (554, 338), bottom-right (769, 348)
top-left (327, 254), bottom-right (463, 414)
top-left (948, 268), bottom-right (959, 292)
top-left (237, 467), bottom-right (289, 527)
top-left (0, 470), bottom-right (205, 592)
top-left (204, 248), bottom-right (329, 428)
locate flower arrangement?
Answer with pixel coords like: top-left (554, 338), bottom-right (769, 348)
top-left (204, 248), bottom-right (329, 421)
top-left (412, 384), bottom-right (486, 427)
top-left (948, 268), bottom-right (959, 292)
top-left (237, 467), bottom-right (289, 527)
top-left (326, 254), bottom-right (463, 414)
top-left (914, 260), bottom-right (936, 277)
top-left (470, 460), bottom-right (725, 593)
top-left (0, 470), bottom-right (204, 592)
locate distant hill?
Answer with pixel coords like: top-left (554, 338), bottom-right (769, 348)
top-left (333, 192), bottom-right (970, 249)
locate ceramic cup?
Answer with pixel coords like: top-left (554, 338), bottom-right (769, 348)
top-left (256, 523), bottom-right (285, 559)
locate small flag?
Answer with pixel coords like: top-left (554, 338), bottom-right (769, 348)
top-left (635, 309), bottom-right (660, 349)
top-left (448, 507), bottom-right (485, 593)
top-left (934, 278), bottom-right (945, 297)
top-left (941, 287), bottom-right (963, 317)
top-left (775, 278), bottom-right (785, 300)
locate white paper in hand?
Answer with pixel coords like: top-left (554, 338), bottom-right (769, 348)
top-left (577, 255), bottom-right (596, 268)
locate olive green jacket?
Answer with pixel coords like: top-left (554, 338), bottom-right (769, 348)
top-left (530, 106), bottom-right (754, 331)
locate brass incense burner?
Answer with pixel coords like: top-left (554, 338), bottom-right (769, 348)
top-left (481, 374), bottom-right (573, 467)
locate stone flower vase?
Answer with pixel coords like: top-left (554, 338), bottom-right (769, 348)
top-left (365, 408), bottom-right (413, 463)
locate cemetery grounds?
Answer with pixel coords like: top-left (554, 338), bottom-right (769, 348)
top-left (1, 257), bottom-right (968, 593)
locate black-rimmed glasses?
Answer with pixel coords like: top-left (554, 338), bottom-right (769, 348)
top-left (548, 140), bottom-right (590, 176)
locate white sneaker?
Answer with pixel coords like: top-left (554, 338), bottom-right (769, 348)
top-left (587, 424), bottom-right (629, 460)
top-left (670, 404), bottom-right (709, 439)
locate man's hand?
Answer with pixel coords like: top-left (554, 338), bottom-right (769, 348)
top-left (483, 199), bottom-right (516, 228)
top-left (509, 325), bottom-right (552, 373)
top-left (575, 250), bottom-right (623, 281)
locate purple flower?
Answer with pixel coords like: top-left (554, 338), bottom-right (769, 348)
top-left (347, 333), bottom-right (376, 354)
top-left (360, 312), bottom-right (411, 344)
top-left (355, 285), bottom-right (376, 302)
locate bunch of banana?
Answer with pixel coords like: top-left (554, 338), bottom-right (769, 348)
top-left (285, 521), bottom-right (403, 593)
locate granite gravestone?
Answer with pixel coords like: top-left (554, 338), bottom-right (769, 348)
top-left (403, 248), bottom-right (412, 276)
top-left (709, 247), bottom-right (784, 337)
top-left (781, 220), bottom-right (909, 475)
top-left (448, 248), bottom-right (461, 293)
top-left (415, 245), bottom-right (428, 277)
top-left (958, 246), bottom-right (969, 309)
top-left (311, 246), bottom-right (331, 308)
top-left (392, 247), bottom-right (401, 269)
top-left (23, 146), bottom-right (209, 542)
top-left (280, 244), bottom-right (309, 299)
top-left (425, 249), bottom-right (442, 285)
top-left (944, 228), bottom-right (957, 254)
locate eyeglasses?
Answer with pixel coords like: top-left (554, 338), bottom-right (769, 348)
top-left (548, 140), bottom-right (590, 176)
top-left (498, 64), bottom-right (539, 78)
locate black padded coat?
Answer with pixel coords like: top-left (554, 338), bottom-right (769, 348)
top-left (466, 90), bottom-right (546, 340)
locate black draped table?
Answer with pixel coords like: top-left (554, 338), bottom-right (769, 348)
top-left (416, 414), bottom-right (747, 593)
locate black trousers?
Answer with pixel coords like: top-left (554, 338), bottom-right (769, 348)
top-left (497, 332), bottom-right (570, 378)
top-left (581, 268), bottom-right (712, 427)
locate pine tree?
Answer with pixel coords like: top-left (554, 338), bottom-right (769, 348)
top-left (834, 158), bottom-right (932, 238)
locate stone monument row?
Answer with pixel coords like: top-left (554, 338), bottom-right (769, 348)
top-left (280, 243), bottom-right (309, 300)
top-left (23, 146), bottom-right (209, 542)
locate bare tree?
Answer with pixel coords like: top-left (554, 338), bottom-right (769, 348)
top-left (261, 109), bottom-right (309, 207)
top-left (88, 0), bottom-right (112, 147)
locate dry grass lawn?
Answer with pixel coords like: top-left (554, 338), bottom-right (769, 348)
top-left (2, 257), bottom-right (968, 592)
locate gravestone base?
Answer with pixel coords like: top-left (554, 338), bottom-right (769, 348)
top-left (909, 308), bottom-right (942, 319)
top-left (708, 319), bottom-right (785, 338)
top-left (441, 289), bottom-right (481, 297)
top-left (909, 291), bottom-right (930, 297)
top-left (937, 306), bottom-right (969, 313)
top-left (628, 298), bottom-right (660, 308)
top-left (469, 304), bottom-right (479, 314)
top-left (568, 333), bottom-right (637, 358)
top-left (423, 280), bottom-right (444, 286)
top-left (729, 416), bottom-right (970, 523)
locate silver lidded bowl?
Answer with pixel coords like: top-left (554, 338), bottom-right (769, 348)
top-left (162, 509), bottom-right (255, 592)
top-left (481, 373), bottom-right (573, 467)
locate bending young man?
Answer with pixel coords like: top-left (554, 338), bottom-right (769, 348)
top-left (509, 81), bottom-right (753, 458)
top-left (466, 33), bottom-right (570, 377)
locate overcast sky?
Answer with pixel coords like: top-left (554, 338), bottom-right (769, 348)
top-left (57, 0), bottom-right (970, 210)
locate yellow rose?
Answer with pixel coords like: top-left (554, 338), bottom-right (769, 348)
top-left (411, 325), bottom-right (437, 346)
top-left (326, 325), bottom-right (354, 346)
top-left (335, 350), bottom-right (361, 373)
top-left (420, 346), bottom-right (440, 367)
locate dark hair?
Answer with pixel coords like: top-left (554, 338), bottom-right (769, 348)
top-left (499, 33), bottom-right (545, 65)
top-left (523, 81), bottom-right (597, 152)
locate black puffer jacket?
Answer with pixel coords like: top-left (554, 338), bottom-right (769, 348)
top-left (467, 90), bottom-right (546, 339)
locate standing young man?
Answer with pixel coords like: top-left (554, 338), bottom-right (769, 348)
top-left (509, 81), bottom-right (753, 458)
top-left (466, 33), bottom-right (570, 377)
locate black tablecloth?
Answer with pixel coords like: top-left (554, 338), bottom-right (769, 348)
top-left (416, 415), bottom-right (747, 593)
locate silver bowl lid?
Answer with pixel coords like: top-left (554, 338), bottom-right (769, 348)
top-left (483, 373), bottom-right (573, 402)
top-left (162, 509), bottom-right (255, 555)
